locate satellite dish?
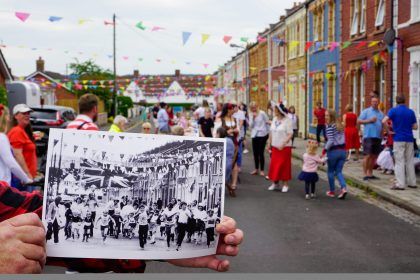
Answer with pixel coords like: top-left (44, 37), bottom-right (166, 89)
top-left (383, 29), bottom-right (396, 46)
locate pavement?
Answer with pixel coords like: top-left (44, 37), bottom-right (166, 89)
top-left (291, 138), bottom-right (420, 216)
top-left (44, 128), bottom-right (420, 273)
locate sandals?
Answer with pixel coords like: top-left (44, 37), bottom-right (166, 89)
top-left (226, 184), bottom-right (237, 197)
top-left (250, 170), bottom-right (258, 175)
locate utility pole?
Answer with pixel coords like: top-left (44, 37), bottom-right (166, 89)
top-left (113, 13), bottom-right (118, 117)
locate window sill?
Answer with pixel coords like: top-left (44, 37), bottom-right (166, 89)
top-left (399, 17), bottom-right (420, 29)
top-left (372, 28), bottom-right (386, 36)
top-left (350, 34), bottom-right (367, 42)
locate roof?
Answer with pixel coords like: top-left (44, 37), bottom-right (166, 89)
top-left (25, 71), bottom-right (73, 92)
top-left (0, 49), bottom-right (13, 81)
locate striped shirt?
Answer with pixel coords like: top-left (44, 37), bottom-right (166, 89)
top-left (66, 115), bottom-right (99, 131)
top-left (325, 124), bottom-right (345, 151)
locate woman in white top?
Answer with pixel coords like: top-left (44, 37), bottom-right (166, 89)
top-left (0, 106), bottom-right (32, 185)
top-left (249, 102), bottom-right (270, 177)
top-left (267, 103), bottom-right (293, 192)
top-left (287, 106), bottom-right (299, 148)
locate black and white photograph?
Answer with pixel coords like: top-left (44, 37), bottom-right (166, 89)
top-left (42, 129), bottom-right (226, 260)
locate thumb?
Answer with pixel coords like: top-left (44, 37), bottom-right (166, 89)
top-left (206, 257), bottom-right (230, 272)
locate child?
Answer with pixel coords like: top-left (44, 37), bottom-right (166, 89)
top-left (96, 211), bottom-right (116, 243)
top-left (137, 205), bottom-right (149, 250)
top-left (82, 211), bottom-right (93, 242)
top-left (148, 209), bottom-right (161, 245)
top-left (194, 204), bottom-right (207, 245)
top-left (204, 210), bottom-right (219, 248)
top-left (298, 140), bottom-right (326, 200)
top-left (112, 208), bottom-right (123, 239)
top-left (377, 120), bottom-right (394, 175)
top-left (64, 202), bottom-right (73, 240)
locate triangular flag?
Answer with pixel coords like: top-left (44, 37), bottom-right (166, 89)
top-left (356, 41), bottom-right (368, 49)
top-left (152, 26), bottom-right (164, 31)
top-left (15, 12), bottom-right (30, 22)
top-left (257, 36), bottom-right (267, 43)
top-left (329, 42), bottom-right (340, 52)
top-left (368, 41), bottom-right (380, 48)
top-left (203, 64), bottom-right (209, 69)
top-left (182, 32), bottom-right (192, 45)
top-left (136, 22), bottom-right (146, 30)
top-left (373, 54), bottom-right (381, 65)
top-left (223, 35), bottom-right (233, 44)
top-left (305, 42), bottom-right (314, 51)
top-left (342, 41), bottom-right (352, 49)
top-left (201, 34), bottom-right (210, 45)
top-left (48, 16), bottom-right (62, 22)
top-left (240, 37), bottom-right (249, 43)
top-left (290, 41), bottom-right (299, 49)
top-left (104, 20), bottom-right (114, 26)
top-left (123, 56), bottom-right (129, 60)
top-left (78, 19), bottom-right (90, 25)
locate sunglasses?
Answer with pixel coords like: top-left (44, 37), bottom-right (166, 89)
top-left (143, 127), bottom-right (151, 130)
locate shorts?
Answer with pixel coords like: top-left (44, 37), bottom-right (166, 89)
top-left (363, 138), bottom-right (382, 156)
top-left (100, 225), bottom-right (109, 231)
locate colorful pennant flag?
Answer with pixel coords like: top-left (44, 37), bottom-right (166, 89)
top-left (368, 41), bottom-right (380, 48)
top-left (257, 36), bottom-right (267, 43)
top-left (48, 16), bottom-right (63, 22)
top-left (240, 37), bottom-right (249, 43)
top-left (201, 34), bottom-right (210, 45)
top-left (15, 12), bottom-right (30, 22)
top-left (203, 64), bottom-right (209, 69)
top-left (78, 19), bottom-right (90, 25)
top-left (356, 41), bottom-right (368, 49)
top-left (289, 41), bottom-right (299, 49)
top-left (136, 21), bottom-right (146, 30)
top-left (223, 36), bottom-right (233, 44)
top-left (152, 26), bottom-right (165, 32)
top-left (182, 31), bottom-right (192, 45)
top-left (104, 20), bottom-right (114, 26)
top-left (329, 42), bottom-right (340, 52)
top-left (342, 41), bottom-right (352, 49)
top-left (305, 42), bottom-right (314, 51)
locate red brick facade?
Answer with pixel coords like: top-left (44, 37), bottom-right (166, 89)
top-left (30, 73), bottom-right (75, 100)
top-left (0, 73), bottom-right (5, 88)
top-left (341, 0), bottom-right (393, 115)
top-left (397, 0), bottom-right (420, 97)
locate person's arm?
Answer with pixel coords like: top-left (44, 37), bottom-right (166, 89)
top-left (325, 126), bottom-right (335, 150)
top-left (12, 148), bottom-right (32, 179)
top-left (413, 123), bottom-right (418, 130)
top-left (0, 136), bottom-right (32, 184)
top-left (278, 121), bottom-right (293, 150)
top-left (357, 110), bottom-right (376, 125)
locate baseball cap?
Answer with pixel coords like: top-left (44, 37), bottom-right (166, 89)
top-left (13, 104), bottom-right (33, 115)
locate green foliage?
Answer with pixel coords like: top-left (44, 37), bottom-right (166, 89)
top-left (0, 86), bottom-right (7, 106)
top-left (117, 96), bottom-right (133, 117)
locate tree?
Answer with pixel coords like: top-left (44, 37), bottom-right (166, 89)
top-left (117, 96), bottom-right (134, 117)
top-left (0, 85), bottom-right (7, 106)
top-left (69, 60), bottom-right (114, 112)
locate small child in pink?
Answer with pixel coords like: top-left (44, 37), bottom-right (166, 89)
top-left (298, 140), bottom-right (326, 200)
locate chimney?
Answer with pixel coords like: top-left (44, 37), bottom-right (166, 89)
top-left (36, 57), bottom-right (45, 72)
top-left (175, 69), bottom-right (180, 77)
top-left (133, 69), bottom-right (139, 78)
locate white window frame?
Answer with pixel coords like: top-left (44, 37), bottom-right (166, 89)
top-left (360, 0), bottom-right (367, 33)
top-left (352, 74), bottom-right (359, 114)
top-left (313, 11), bottom-right (319, 41)
top-left (375, 0), bottom-right (385, 27)
top-left (379, 64), bottom-right (385, 104)
top-left (412, 0), bottom-right (420, 21)
top-left (360, 72), bottom-right (366, 113)
top-left (351, 0), bottom-right (359, 36)
top-left (408, 47), bottom-right (420, 142)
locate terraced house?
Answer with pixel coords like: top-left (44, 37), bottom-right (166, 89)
top-left (286, 2), bottom-right (307, 137)
top-left (307, 0), bottom-right (341, 138)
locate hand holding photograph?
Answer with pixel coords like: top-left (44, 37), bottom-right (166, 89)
top-left (42, 129), bottom-right (226, 260)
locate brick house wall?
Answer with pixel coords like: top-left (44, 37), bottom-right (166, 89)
top-left (341, 0), bottom-right (393, 116)
top-left (0, 73), bottom-right (5, 88)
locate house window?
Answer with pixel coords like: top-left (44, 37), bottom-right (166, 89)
top-left (351, 0), bottom-right (366, 36)
top-left (299, 20), bottom-right (305, 56)
top-left (313, 7), bottom-right (323, 43)
top-left (312, 72), bottom-right (324, 123)
top-left (328, 0), bottom-right (335, 43)
top-left (350, 67), bottom-right (366, 115)
top-left (412, 0), bottom-right (420, 21)
top-left (327, 65), bottom-right (336, 110)
top-left (409, 47), bottom-right (420, 141)
top-left (375, 0), bottom-right (385, 27)
top-left (375, 63), bottom-right (386, 104)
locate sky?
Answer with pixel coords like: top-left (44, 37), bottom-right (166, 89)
top-left (0, 0), bottom-right (296, 77)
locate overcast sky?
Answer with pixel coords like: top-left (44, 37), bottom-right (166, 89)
top-left (0, 0), bottom-right (296, 77)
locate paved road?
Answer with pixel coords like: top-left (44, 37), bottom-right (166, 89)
top-left (45, 126), bottom-right (420, 273)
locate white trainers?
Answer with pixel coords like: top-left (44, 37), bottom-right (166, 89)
top-left (281, 186), bottom-right (289, 193)
top-left (243, 149), bottom-right (249, 154)
top-left (305, 194), bottom-right (310, 200)
top-left (268, 184), bottom-right (279, 191)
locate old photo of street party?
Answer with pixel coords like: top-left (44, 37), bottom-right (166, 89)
top-left (42, 129), bottom-right (226, 260)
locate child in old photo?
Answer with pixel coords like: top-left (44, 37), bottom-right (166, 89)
top-left (96, 211), bottom-right (116, 243)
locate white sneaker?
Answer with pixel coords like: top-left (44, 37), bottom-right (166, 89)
top-left (268, 184), bottom-right (279, 191)
top-left (281, 186), bottom-right (289, 193)
top-left (243, 149), bottom-right (249, 154)
top-left (305, 194), bottom-right (310, 200)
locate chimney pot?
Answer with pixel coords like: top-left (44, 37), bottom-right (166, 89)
top-left (175, 69), bottom-right (181, 77)
top-left (133, 70), bottom-right (139, 78)
top-left (36, 57), bottom-right (45, 72)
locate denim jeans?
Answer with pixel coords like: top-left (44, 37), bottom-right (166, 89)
top-left (326, 149), bottom-right (347, 192)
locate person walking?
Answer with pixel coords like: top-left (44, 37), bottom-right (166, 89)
top-left (325, 110), bottom-right (348, 199)
top-left (176, 202), bottom-right (192, 251)
top-left (67, 94), bottom-right (100, 131)
top-left (109, 115), bottom-right (128, 133)
top-left (0, 105), bottom-right (32, 186)
top-left (298, 140), bottom-right (325, 200)
top-left (249, 101), bottom-right (269, 177)
top-left (382, 95), bottom-right (418, 190)
top-left (198, 108), bottom-right (214, 138)
top-left (343, 104), bottom-right (361, 161)
top-left (8, 104), bottom-right (38, 182)
top-left (357, 96), bottom-right (384, 181)
top-left (141, 122), bottom-right (152, 134)
top-left (267, 103), bottom-right (293, 192)
top-left (314, 102), bottom-right (327, 144)
top-left (46, 196), bottom-right (63, 244)
top-left (288, 106), bottom-right (299, 148)
top-left (157, 102), bottom-right (170, 134)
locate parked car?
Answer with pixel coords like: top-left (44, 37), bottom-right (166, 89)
top-left (30, 105), bottom-right (76, 171)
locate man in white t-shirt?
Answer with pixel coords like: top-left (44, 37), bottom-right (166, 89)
top-left (233, 104), bottom-right (247, 170)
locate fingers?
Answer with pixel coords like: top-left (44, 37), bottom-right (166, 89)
top-left (7, 213), bottom-right (43, 228)
top-left (216, 216), bottom-right (237, 235)
top-left (18, 243), bottom-right (46, 264)
top-left (21, 259), bottom-right (43, 274)
top-left (206, 257), bottom-right (230, 272)
top-left (223, 229), bottom-right (244, 246)
top-left (216, 243), bottom-right (240, 256)
top-left (15, 226), bottom-right (46, 247)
